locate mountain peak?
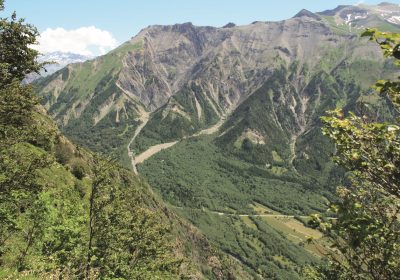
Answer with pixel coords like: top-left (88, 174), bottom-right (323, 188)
top-left (293, 9), bottom-right (321, 20)
top-left (222, 22), bottom-right (236, 28)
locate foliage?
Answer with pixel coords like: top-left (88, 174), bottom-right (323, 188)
top-left (140, 135), bottom-right (329, 214)
top-left (176, 208), bottom-right (318, 280)
top-left (0, 83), bottom-right (39, 147)
top-left (70, 157), bottom-right (88, 180)
top-left (139, 134), bottom-right (327, 279)
top-left (86, 156), bottom-right (180, 279)
top-left (307, 29), bottom-right (400, 279)
top-left (0, 2), bottom-right (182, 279)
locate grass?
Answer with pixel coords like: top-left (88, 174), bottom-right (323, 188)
top-left (272, 150), bottom-right (284, 163)
top-left (0, 269), bottom-right (39, 280)
top-left (261, 216), bottom-right (326, 257)
top-left (110, 40), bottom-right (144, 55)
top-left (250, 202), bottom-right (279, 214)
top-left (241, 216), bottom-right (258, 230)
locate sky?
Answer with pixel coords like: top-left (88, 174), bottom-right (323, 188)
top-left (2, 0), bottom-right (400, 56)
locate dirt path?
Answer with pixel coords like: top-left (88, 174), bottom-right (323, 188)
top-left (133, 114), bottom-right (229, 168)
top-left (126, 107), bottom-right (149, 174)
top-left (193, 116), bottom-right (226, 137)
top-left (215, 212), bottom-right (305, 218)
top-left (205, 209), bottom-right (307, 219)
top-left (171, 206), bottom-right (311, 219)
top-left (134, 141), bottom-right (179, 164)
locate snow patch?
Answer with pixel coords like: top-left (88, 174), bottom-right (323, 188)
top-left (387, 16), bottom-right (400, 25)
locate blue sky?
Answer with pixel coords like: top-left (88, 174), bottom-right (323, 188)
top-left (3, 0), bottom-right (400, 55)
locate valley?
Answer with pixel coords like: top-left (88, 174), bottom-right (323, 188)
top-left (32, 2), bottom-right (400, 279)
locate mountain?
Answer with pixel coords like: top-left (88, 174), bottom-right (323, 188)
top-left (41, 51), bottom-right (92, 74)
top-left (318, 2), bottom-right (400, 32)
top-left (34, 3), bottom-right (399, 279)
top-left (24, 52), bottom-right (92, 83)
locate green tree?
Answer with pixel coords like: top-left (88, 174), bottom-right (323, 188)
top-left (305, 29), bottom-right (400, 280)
top-left (0, 0), bottom-right (51, 271)
top-left (0, 0), bottom-right (44, 87)
top-left (86, 156), bottom-right (180, 279)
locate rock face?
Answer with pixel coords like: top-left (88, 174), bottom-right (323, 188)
top-left (39, 17), bottom-right (338, 119)
top-left (35, 3), bottom-right (399, 161)
top-left (119, 17), bottom-right (342, 114)
top-left (294, 9), bottom-right (322, 20)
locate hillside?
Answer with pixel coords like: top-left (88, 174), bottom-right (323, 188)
top-left (33, 2), bottom-right (400, 279)
top-left (1, 98), bottom-right (255, 279)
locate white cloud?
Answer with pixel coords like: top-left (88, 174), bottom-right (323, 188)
top-left (33, 26), bottom-right (118, 56)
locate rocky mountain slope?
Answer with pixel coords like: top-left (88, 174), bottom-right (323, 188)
top-left (34, 2), bottom-right (400, 279)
